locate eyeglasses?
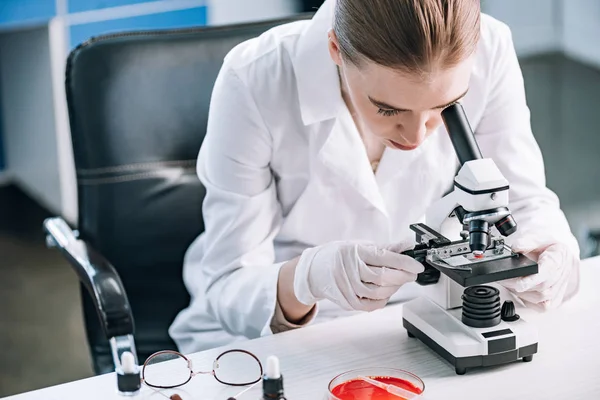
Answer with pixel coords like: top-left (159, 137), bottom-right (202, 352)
top-left (141, 349), bottom-right (263, 390)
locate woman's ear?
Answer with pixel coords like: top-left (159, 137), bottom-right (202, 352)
top-left (327, 29), bottom-right (343, 66)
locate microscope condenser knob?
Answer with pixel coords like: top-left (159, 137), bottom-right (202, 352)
top-left (501, 300), bottom-right (520, 322)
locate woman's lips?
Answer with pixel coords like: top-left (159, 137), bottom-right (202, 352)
top-left (388, 139), bottom-right (419, 151)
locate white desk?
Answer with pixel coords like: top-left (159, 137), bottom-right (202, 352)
top-left (6, 257), bottom-right (600, 400)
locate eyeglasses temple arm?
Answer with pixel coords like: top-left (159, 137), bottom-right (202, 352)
top-left (228, 380), bottom-right (261, 400)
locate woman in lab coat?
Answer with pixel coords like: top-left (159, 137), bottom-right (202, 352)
top-left (169, 0), bottom-right (581, 354)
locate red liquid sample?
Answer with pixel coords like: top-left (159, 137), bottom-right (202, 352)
top-left (331, 376), bottom-right (422, 400)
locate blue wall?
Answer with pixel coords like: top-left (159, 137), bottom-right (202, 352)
top-left (69, 6), bottom-right (207, 49)
top-left (69, 0), bottom-right (152, 14)
top-left (0, 1), bottom-right (209, 50)
top-left (0, 0), bottom-right (56, 26)
top-left (0, 0), bottom-right (208, 173)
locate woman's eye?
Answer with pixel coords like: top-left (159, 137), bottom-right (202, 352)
top-left (377, 108), bottom-right (400, 117)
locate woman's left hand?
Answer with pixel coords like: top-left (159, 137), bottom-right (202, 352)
top-left (499, 236), bottom-right (581, 311)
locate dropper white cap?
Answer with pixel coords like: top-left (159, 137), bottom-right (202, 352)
top-left (117, 351), bottom-right (141, 394)
top-left (121, 351), bottom-right (136, 374)
top-left (266, 355), bottom-right (281, 379)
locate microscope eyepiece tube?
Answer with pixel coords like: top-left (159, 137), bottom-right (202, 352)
top-left (441, 103), bottom-right (483, 164)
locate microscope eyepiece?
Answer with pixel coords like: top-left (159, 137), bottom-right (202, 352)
top-left (441, 103), bottom-right (483, 165)
top-left (495, 214), bottom-right (517, 236)
top-left (468, 220), bottom-right (489, 253)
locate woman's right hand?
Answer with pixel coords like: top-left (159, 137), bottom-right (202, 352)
top-left (292, 241), bottom-right (425, 312)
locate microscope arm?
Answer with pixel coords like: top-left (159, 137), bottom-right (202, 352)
top-left (425, 190), bottom-right (461, 240)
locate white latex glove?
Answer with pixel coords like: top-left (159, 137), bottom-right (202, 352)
top-left (294, 241), bottom-right (424, 311)
top-left (499, 236), bottom-right (581, 311)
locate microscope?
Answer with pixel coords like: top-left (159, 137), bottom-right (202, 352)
top-left (401, 103), bottom-right (539, 375)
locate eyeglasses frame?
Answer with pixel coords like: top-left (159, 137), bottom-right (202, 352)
top-left (141, 348), bottom-right (264, 389)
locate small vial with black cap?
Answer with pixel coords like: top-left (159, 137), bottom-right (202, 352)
top-left (261, 355), bottom-right (286, 400)
top-left (117, 351), bottom-right (141, 396)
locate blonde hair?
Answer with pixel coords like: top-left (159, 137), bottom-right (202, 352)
top-left (333, 0), bottom-right (481, 74)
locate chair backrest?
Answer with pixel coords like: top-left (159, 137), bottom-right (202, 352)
top-left (65, 13), bottom-right (313, 373)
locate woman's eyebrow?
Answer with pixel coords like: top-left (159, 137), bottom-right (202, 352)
top-left (368, 88), bottom-right (470, 111)
top-left (368, 97), bottom-right (410, 111)
top-left (433, 88), bottom-right (470, 109)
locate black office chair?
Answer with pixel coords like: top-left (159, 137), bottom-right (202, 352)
top-left (44, 13), bottom-right (312, 376)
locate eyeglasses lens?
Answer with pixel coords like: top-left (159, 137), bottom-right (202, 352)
top-left (144, 352), bottom-right (191, 388)
top-left (214, 351), bottom-right (262, 385)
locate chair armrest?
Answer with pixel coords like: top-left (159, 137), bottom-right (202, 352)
top-left (44, 217), bottom-right (142, 390)
top-left (43, 217), bottom-right (135, 339)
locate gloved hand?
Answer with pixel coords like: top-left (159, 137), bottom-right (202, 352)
top-left (293, 241), bottom-right (424, 311)
top-left (499, 235), bottom-right (581, 311)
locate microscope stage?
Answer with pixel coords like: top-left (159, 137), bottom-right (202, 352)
top-left (402, 297), bottom-right (538, 375)
top-left (429, 251), bottom-right (538, 287)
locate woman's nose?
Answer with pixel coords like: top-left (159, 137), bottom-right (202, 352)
top-left (399, 115), bottom-right (428, 145)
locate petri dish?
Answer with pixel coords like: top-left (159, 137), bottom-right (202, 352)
top-left (325, 367), bottom-right (425, 400)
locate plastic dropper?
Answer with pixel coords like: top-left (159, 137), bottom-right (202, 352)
top-left (262, 356), bottom-right (285, 399)
top-left (358, 376), bottom-right (429, 400)
top-left (227, 356), bottom-right (285, 400)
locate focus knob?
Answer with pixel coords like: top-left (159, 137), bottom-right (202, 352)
top-left (501, 300), bottom-right (520, 322)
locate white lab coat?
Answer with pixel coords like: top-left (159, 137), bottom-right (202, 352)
top-left (169, 0), bottom-right (579, 354)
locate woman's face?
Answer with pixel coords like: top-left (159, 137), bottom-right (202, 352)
top-left (329, 33), bottom-right (474, 151)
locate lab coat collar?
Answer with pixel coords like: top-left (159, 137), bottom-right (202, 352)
top-left (293, 0), bottom-right (431, 216)
top-left (318, 107), bottom-right (389, 217)
top-left (292, 0), bottom-right (342, 126)
top-left (316, 108), bottom-right (432, 218)
top-left (292, 2), bottom-right (391, 216)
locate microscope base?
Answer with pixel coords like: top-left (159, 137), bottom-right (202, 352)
top-left (402, 297), bottom-right (538, 375)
